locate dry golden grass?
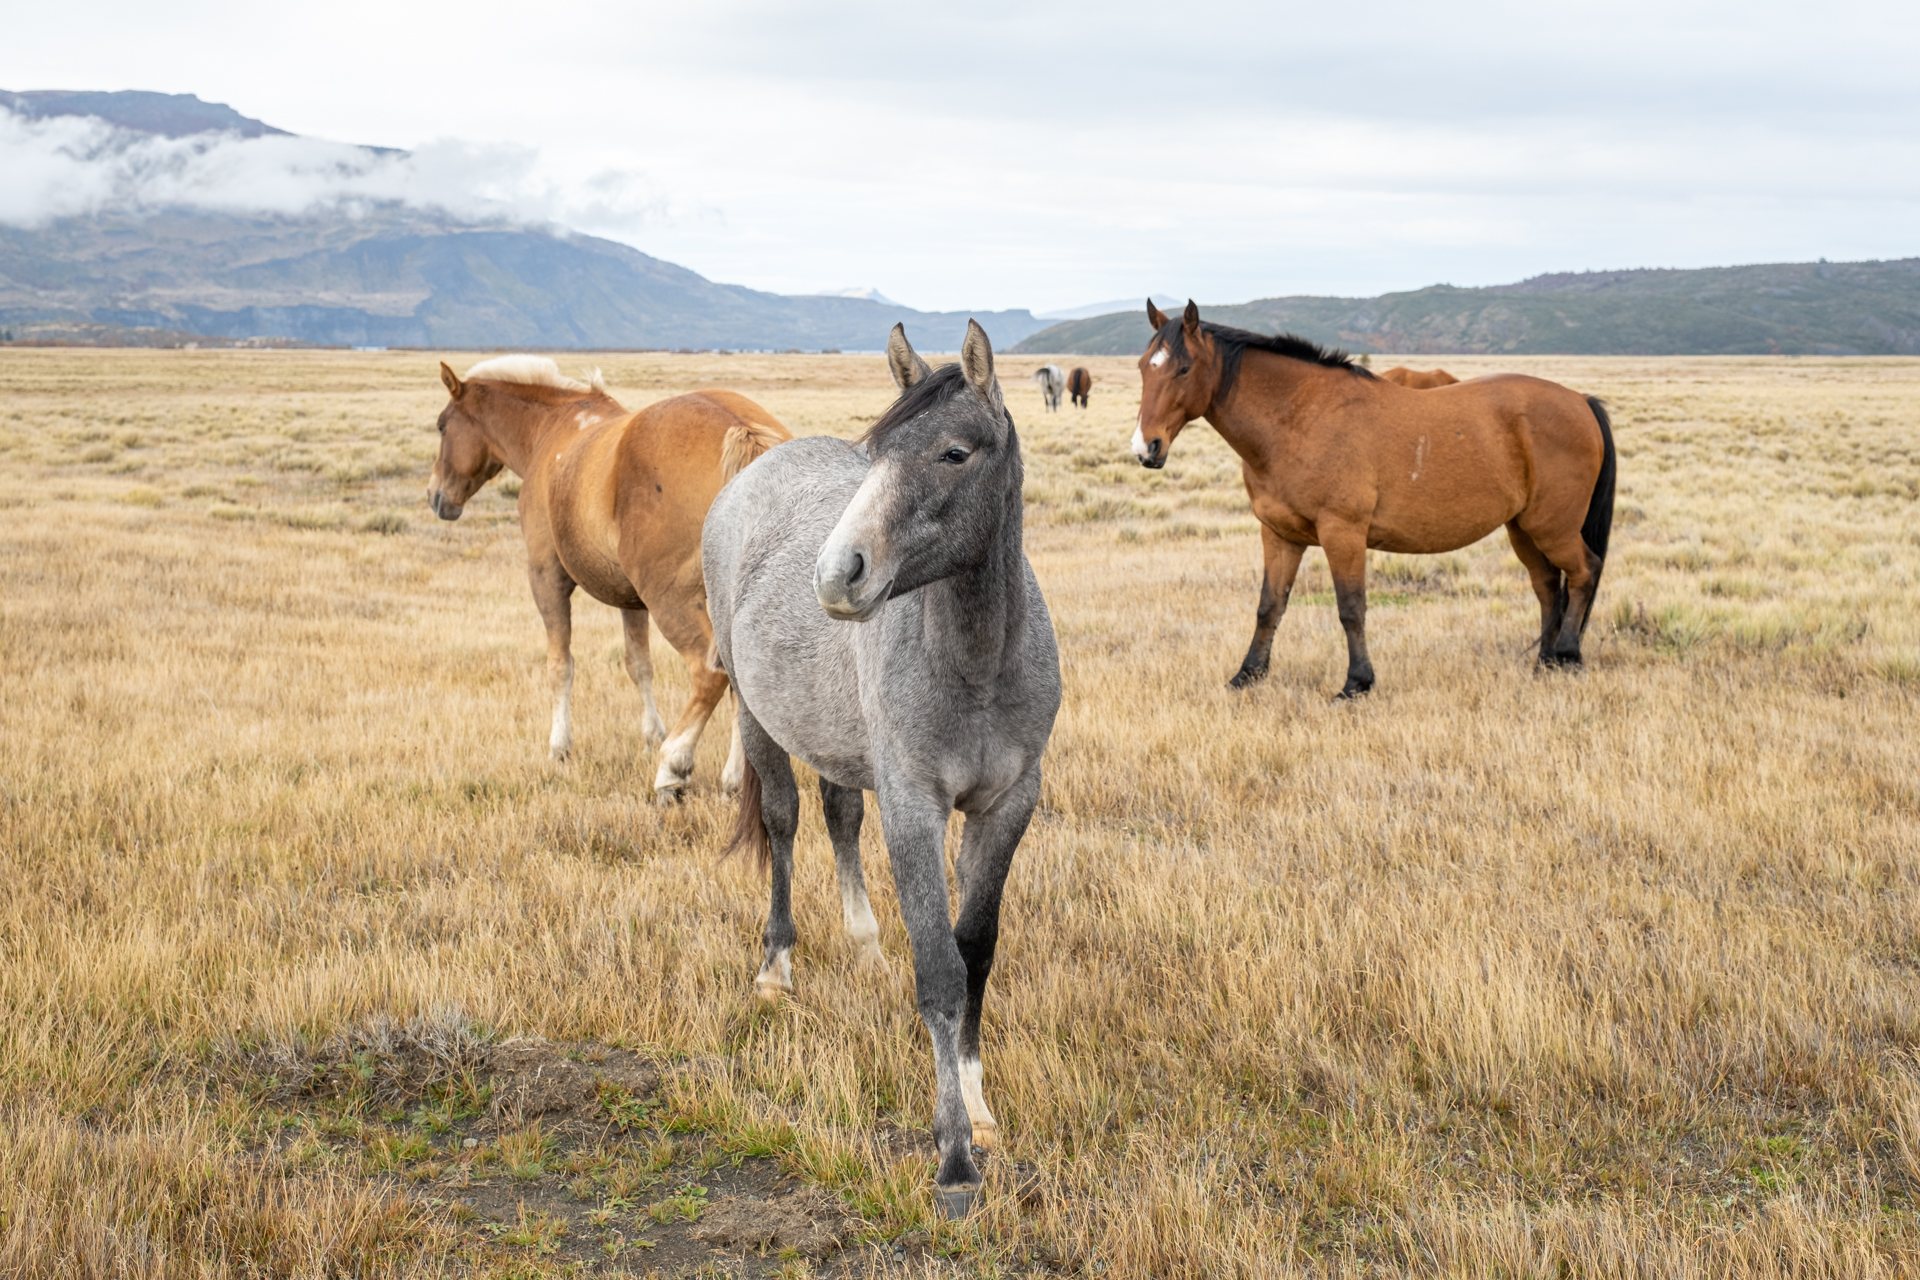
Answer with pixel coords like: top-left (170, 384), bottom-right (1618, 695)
top-left (2, 346), bottom-right (1918, 1277)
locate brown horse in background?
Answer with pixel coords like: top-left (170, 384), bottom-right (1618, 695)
top-left (1067, 366), bottom-right (1092, 408)
top-left (428, 357), bottom-right (791, 795)
top-left (1380, 365), bottom-right (1459, 389)
top-left (1132, 301), bottom-right (1615, 697)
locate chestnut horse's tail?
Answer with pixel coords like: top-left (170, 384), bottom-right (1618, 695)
top-left (720, 419), bottom-right (792, 485)
top-left (723, 754), bottom-right (770, 875)
top-left (1578, 396), bottom-right (1618, 633)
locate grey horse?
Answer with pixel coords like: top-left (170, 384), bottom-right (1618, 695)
top-left (702, 319), bottom-right (1061, 1218)
top-left (1031, 363), bottom-right (1065, 412)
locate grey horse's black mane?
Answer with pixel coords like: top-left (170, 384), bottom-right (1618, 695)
top-left (1157, 318), bottom-right (1373, 402)
top-left (862, 362), bottom-right (1014, 449)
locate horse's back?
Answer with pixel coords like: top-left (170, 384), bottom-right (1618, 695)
top-left (704, 435), bottom-right (874, 788)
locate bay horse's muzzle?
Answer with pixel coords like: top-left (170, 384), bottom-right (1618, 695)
top-left (1139, 437), bottom-right (1167, 469)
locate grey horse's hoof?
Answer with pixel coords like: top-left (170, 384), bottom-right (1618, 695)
top-left (934, 1185), bottom-right (980, 1219)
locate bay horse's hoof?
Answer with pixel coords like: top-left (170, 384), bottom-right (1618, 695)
top-left (1335, 680), bottom-right (1373, 700)
top-left (1227, 666), bottom-right (1268, 689)
top-left (933, 1185), bottom-right (980, 1219)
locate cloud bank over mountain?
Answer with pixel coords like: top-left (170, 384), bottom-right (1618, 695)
top-left (0, 104), bottom-right (676, 238)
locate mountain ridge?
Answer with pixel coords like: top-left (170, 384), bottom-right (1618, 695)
top-left (1010, 259), bottom-right (1920, 357)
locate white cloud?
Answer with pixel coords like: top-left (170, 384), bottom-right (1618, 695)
top-left (0, 107), bottom-right (691, 234)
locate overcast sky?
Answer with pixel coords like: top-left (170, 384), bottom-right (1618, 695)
top-left (5, 0), bottom-right (1916, 314)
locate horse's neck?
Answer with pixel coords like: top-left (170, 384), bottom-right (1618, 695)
top-left (918, 495), bottom-right (1029, 687)
top-left (1203, 354), bottom-right (1321, 468)
top-left (481, 393), bottom-right (588, 476)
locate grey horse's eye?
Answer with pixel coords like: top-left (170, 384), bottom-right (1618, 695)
top-left (942, 447), bottom-right (970, 464)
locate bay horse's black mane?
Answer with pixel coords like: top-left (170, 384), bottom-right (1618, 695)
top-left (1157, 318), bottom-right (1373, 402)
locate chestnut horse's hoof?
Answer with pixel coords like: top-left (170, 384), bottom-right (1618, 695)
top-left (934, 1185), bottom-right (980, 1219)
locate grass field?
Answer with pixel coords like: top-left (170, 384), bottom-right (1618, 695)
top-left (2, 347), bottom-right (1919, 1277)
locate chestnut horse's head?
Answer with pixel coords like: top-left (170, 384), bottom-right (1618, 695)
top-left (1132, 299), bottom-right (1216, 469)
top-left (428, 362), bottom-right (506, 521)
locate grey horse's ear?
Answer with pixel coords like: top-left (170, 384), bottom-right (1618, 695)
top-left (1147, 299), bottom-right (1168, 329)
top-left (887, 323), bottom-right (931, 390)
top-left (959, 319), bottom-right (1004, 418)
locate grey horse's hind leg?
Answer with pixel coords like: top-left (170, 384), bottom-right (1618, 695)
top-left (741, 706), bottom-right (801, 999)
top-left (953, 766), bottom-right (1041, 1160)
top-left (819, 779), bottom-right (884, 968)
top-left (877, 787), bottom-right (980, 1213)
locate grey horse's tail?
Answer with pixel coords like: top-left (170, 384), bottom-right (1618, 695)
top-left (723, 756), bottom-right (770, 874)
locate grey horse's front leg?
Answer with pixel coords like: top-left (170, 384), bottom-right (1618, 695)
top-left (877, 786), bottom-right (979, 1216)
top-left (739, 705), bottom-right (801, 999)
top-left (953, 765), bottom-right (1042, 1159)
top-left (819, 778), bottom-right (884, 968)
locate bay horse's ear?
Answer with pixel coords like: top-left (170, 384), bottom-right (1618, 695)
top-left (440, 361), bottom-right (466, 400)
top-left (1182, 299), bottom-right (1201, 333)
top-left (959, 319), bottom-right (1005, 418)
top-left (886, 323), bottom-right (932, 390)
top-left (1147, 299), bottom-right (1168, 329)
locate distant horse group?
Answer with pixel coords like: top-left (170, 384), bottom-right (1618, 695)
top-left (424, 304), bottom-right (1616, 1219)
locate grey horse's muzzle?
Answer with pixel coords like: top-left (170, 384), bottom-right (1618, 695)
top-left (815, 542), bottom-right (890, 621)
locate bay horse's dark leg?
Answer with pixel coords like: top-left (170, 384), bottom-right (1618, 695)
top-left (951, 764), bottom-right (1041, 1174)
top-left (1505, 522), bottom-right (1565, 663)
top-left (1230, 527), bottom-right (1306, 688)
top-left (1321, 526), bottom-right (1375, 698)
top-left (875, 783), bottom-right (980, 1215)
top-left (529, 559), bottom-right (578, 759)
top-left (819, 778), bottom-right (884, 968)
top-left (739, 706), bottom-right (802, 1000)
top-left (1523, 523), bottom-right (1601, 666)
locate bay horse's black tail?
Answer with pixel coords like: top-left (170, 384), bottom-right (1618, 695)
top-left (1577, 395), bottom-right (1618, 634)
top-left (723, 756), bottom-right (770, 875)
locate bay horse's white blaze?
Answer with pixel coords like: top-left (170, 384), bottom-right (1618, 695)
top-left (1131, 418), bottom-right (1149, 461)
top-left (1149, 348), bottom-right (1170, 368)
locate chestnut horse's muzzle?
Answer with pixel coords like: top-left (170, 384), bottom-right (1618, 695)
top-left (428, 489), bottom-right (464, 521)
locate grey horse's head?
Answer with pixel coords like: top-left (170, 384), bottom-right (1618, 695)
top-left (815, 320), bottom-right (1018, 622)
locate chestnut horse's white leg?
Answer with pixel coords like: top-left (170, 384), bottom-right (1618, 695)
top-left (620, 608), bottom-right (668, 746)
top-left (530, 562), bottom-right (578, 761)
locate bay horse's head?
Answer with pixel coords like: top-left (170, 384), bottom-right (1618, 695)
top-left (815, 321), bottom-right (1018, 622)
top-left (427, 362), bottom-right (507, 521)
top-left (1132, 299), bottom-right (1216, 468)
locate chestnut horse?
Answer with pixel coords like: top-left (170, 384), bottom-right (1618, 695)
top-left (1067, 366), bottom-right (1092, 408)
top-left (428, 357), bottom-right (791, 795)
top-left (1132, 301), bottom-right (1615, 696)
top-left (1380, 366), bottom-right (1459, 389)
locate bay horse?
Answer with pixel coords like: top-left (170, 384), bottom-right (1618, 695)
top-left (1031, 363), bottom-right (1065, 411)
top-left (1132, 301), bottom-right (1615, 696)
top-left (704, 321), bottom-right (1060, 1218)
top-left (1067, 366), bottom-right (1092, 408)
top-left (1380, 365), bottom-right (1459, 389)
top-left (428, 356), bottom-right (791, 795)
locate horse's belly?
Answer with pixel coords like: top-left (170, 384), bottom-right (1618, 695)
top-left (1366, 451), bottom-right (1525, 553)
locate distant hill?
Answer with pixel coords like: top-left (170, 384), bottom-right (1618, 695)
top-left (1011, 260), bottom-right (1920, 357)
top-left (0, 90), bottom-right (1046, 352)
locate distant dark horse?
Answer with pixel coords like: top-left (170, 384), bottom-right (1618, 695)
top-left (1067, 366), bottom-right (1092, 408)
top-left (704, 321), bottom-right (1061, 1218)
top-left (1132, 300), bottom-right (1615, 696)
top-left (1032, 364), bottom-right (1065, 411)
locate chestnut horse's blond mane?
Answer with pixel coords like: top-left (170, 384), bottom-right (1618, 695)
top-left (464, 355), bottom-right (609, 396)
